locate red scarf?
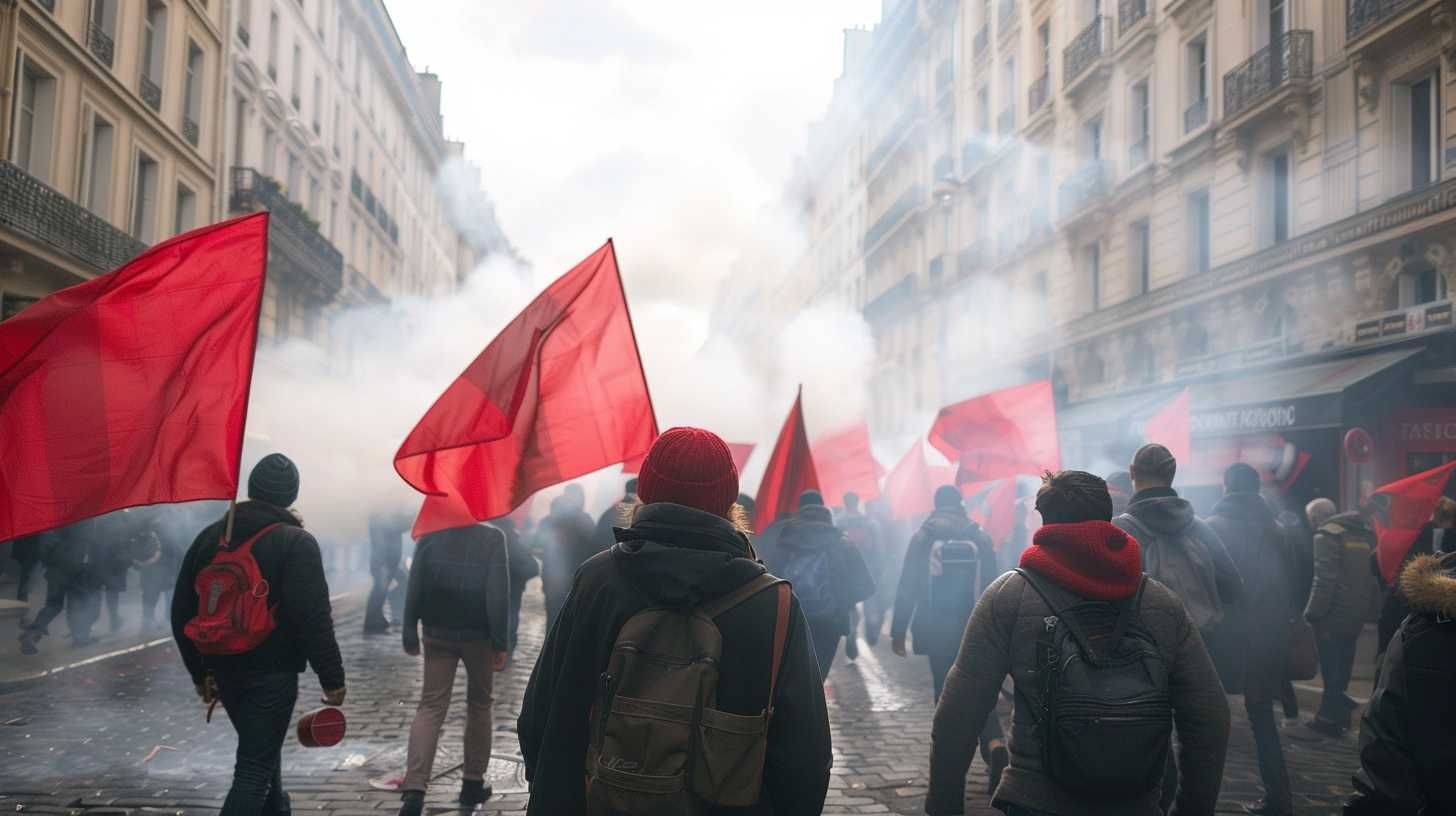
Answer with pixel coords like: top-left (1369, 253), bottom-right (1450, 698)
top-left (1019, 521), bottom-right (1142, 600)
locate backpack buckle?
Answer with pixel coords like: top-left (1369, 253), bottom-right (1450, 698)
top-left (1043, 615), bottom-right (1058, 633)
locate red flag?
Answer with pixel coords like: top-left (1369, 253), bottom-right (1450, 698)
top-left (1144, 388), bottom-right (1191, 463)
top-left (929, 380), bottom-right (1060, 482)
top-left (625, 441), bottom-right (754, 476)
top-left (396, 240), bottom-right (658, 538)
top-left (884, 440), bottom-right (954, 519)
top-left (812, 421), bottom-right (883, 505)
top-left (961, 478), bottom-right (1017, 550)
top-left (754, 389), bottom-right (819, 529)
top-left (0, 213), bottom-right (269, 541)
top-left (1372, 460), bottom-right (1456, 583)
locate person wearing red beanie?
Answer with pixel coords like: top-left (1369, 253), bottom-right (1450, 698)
top-left (926, 470), bottom-right (1231, 816)
top-left (518, 427), bottom-right (832, 816)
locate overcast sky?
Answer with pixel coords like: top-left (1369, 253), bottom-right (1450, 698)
top-left (388, 1), bottom-right (882, 308)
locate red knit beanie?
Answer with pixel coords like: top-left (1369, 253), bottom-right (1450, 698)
top-left (1019, 521), bottom-right (1142, 600)
top-left (636, 427), bottom-right (740, 518)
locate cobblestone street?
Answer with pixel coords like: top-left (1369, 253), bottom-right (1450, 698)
top-left (0, 585), bottom-right (1362, 815)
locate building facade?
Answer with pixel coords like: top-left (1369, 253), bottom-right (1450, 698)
top-left (723, 0), bottom-right (1456, 510)
top-left (223, 0), bottom-right (476, 343)
top-left (0, 0), bottom-right (227, 318)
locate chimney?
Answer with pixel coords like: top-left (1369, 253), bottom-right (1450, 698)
top-left (416, 71), bottom-right (443, 133)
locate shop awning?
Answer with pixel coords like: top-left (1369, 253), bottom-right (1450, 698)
top-left (1058, 387), bottom-right (1179, 433)
top-left (1188, 348), bottom-right (1422, 436)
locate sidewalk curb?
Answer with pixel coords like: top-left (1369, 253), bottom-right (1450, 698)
top-left (0, 590), bottom-right (358, 695)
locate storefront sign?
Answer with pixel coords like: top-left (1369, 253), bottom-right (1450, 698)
top-left (1381, 313), bottom-right (1409, 336)
top-left (1397, 414), bottom-right (1456, 451)
top-left (1427, 301), bottom-right (1453, 328)
top-left (1192, 403), bottom-right (1299, 434)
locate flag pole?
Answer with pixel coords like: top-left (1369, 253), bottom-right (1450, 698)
top-left (606, 238), bottom-right (659, 434)
top-left (224, 499), bottom-right (237, 544)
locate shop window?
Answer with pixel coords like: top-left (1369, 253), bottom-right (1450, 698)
top-left (11, 54), bottom-right (57, 183)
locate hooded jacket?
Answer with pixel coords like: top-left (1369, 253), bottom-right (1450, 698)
top-left (926, 521), bottom-right (1230, 816)
top-left (1205, 492), bottom-right (1295, 700)
top-left (170, 501), bottom-right (344, 689)
top-left (1345, 553), bottom-right (1456, 816)
top-left (767, 505), bottom-right (876, 635)
top-left (402, 523), bottom-right (511, 651)
top-left (1306, 512), bottom-right (1382, 636)
top-left (891, 507), bottom-right (996, 656)
top-left (516, 502), bottom-right (832, 815)
top-left (1115, 488), bottom-right (1244, 619)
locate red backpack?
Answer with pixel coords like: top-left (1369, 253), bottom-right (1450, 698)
top-left (184, 523), bottom-right (283, 655)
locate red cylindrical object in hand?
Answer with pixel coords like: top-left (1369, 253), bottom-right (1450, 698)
top-left (296, 707), bottom-right (347, 747)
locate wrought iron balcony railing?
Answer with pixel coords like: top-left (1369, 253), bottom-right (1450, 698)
top-left (182, 117), bottom-right (199, 147)
top-left (1119, 0), bottom-right (1148, 34)
top-left (1223, 30), bottom-right (1313, 121)
top-left (1184, 96), bottom-right (1209, 132)
top-left (1347, 0), bottom-right (1426, 42)
top-left (229, 167), bottom-right (343, 294)
top-left (1064, 15), bottom-right (1108, 88)
top-left (86, 19), bottom-right (114, 67)
top-left (1058, 159), bottom-right (1113, 219)
top-left (1028, 72), bottom-right (1050, 112)
top-left (0, 160), bottom-right (146, 273)
top-left (140, 74), bottom-right (162, 111)
top-left (864, 185), bottom-right (923, 249)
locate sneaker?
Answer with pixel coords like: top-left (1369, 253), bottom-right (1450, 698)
top-left (1241, 797), bottom-right (1293, 816)
top-left (18, 631), bottom-right (38, 655)
top-left (397, 790), bottom-right (424, 816)
top-left (987, 741), bottom-right (1008, 795)
top-left (458, 778), bottom-right (491, 808)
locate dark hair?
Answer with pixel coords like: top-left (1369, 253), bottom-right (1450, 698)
top-left (624, 478), bottom-right (639, 496)
top-left (843, 491), bottom-right (860, 510)
top-left (1035, 470), bottom-right (1114, 524)
top-left (1223, 462), bottom-right (1261, 495)
top-left (1130, 443), bottom-right (1177, 485)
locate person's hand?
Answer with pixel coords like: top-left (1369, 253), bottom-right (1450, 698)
top-left (492, 650), bottom-right (509, 672)
top-left (891, 637), bottom-right (908, 657)
top-left (195, 676), bottom-right (218, 703)
top-left (321, 686), bottom-right (346, 706)
top-left (403, 638), bottom-right (420, 657)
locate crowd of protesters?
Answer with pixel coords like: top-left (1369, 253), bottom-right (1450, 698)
top-left (4, 427), bottom-right (1454, 816)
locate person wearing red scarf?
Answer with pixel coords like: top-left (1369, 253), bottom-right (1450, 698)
top-left (926, 471), bottom-right (1230, 816)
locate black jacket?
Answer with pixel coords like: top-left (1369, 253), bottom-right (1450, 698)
top-left (890, 508), bottom-right (996, 656)
top-left (170, 501), bottom-right (344, 689)
top-left (766, 505), bottom-right (876, 635)
top-left (535, 503), bottom-right (598, 598)
top-left (1346, 553), bottom-right (1456, 816)
top-left (403, 524), bottom-right (511, 651)
top-left (517, 502), bottom-right (832, 815)
top-left (1205, 492), bottom-right (1295, 700)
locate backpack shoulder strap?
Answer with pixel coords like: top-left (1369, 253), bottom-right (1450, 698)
top-left (1014, 567), bottom-right (1107, 666)
top-left (765, 582), bottom-right (792, 714)
top-left (1105, 576), bottom-right (1148, 652)
top-left (698, 573), bottom-right (783, 618)
top-left (1013, 567), bottom-right (1066, 617)
top-left (220, 522), bottom-right (285, 552)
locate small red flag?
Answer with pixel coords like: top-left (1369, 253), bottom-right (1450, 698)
top-left (812, 421), bottom-right (883, 505)
top-left (884, 440), bottom-right (954, 520)
top-left (1144, 388), bottom-right (1191, 463)
top-left (395, 240), bottom-right (658, 538)
top-left (754, 389), bottom-right (819, 529)
top-left (0, 213), bottom-right (269, 540)
top-left (929, 380), bottom-right (1061, 482)
top-left (962, 478), bottom-right (1017, 550)
top-left (1372, 460), bottom-right (1456, 583)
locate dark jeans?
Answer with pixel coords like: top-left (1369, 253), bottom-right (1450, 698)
top-left (1245, 694), bottom-right (1292, 810)
top-left (810, 621), bottom-right (840, 680)
top-left (929, 652), bottom-right (1004, 760)
top-left (365, 561), bottom-right (400, 631)
top-left (29, 576), bottom-right (99, 640)
top-left (1316, 629), bottom-right (1360, 727)
top-left (216, 671), bottom-right (299, 816)
top-left (14, 557), bottom-right (40, 604)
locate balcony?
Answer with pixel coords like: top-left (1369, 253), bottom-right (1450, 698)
top-left (182, 117), bottom-right (199, 147)
top-left (0, 160), bottom-right (146, 274)
top-left (86, 19), bottom-right (114, 67)
top-left (998, 106), bottom-right (1015, 135)
top-left (229, 167), bottom-right (343, 297)
top-left (973, 24), bottom-right (989, 58)
top-left (140, 74), bottom-right (162, 112)
top-left (1223, 30), bottom-right (1313, 123)
top-left (1063, 16), bottom-right (1112, 94)
top-left (864, 185), bottom-right (923, 251)
top-left (1028, 73), bottom-right (1050, 114)
top-left (935, 59), bottom-right (954, 106)
top-left (237, 25), bottom-right (250, 46)
top-left (998, 0), bottom-right (1017, 31)
top-left (1058, 159), bottom-right (1113, 221)
top-left (1119, 0), bottom-right (1148, 34)
top-left (1347, 0), bottom-right (1432, 46)
top-left (866, 98), bottom-right (922, 176)
top-left (1184, 96), bottom-right (1209, 133)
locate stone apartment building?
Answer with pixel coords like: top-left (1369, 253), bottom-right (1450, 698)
top-left (0, 0), bottom-right (227, 319)
top-left (725, 0), bottom-right (1456, 510)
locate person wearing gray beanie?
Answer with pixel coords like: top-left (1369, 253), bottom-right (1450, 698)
top-left (247, 453), bottom-right (300, 508)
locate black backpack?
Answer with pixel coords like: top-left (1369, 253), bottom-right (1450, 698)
top-left (927, 539), bottom-right (984, 624)
top-left (1013, 568), bottom-right (1172, 800)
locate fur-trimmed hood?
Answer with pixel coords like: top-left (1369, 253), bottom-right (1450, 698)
top-left (1399, 552), bottom-right (1456, 618)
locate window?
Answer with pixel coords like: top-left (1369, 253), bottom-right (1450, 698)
top-left (1002, 57), bottom-right (1016, 130)
top-left (332, 102), bottom-right (341, 155)
top-left (1130, 220), bottom-right (1151, 294)
top-left (1185, 36), bottom-right (1208, 132)
top-left (87, 0), bottom-right (118, 66)
top-left (130, 151), bottom-right (159, 241)
top-left (312, 74), bottom-right (322, 134)
top-left (308, 176), bottom-right (319, 215)
top-left (1267, 148), bottom-right (1292, 245)
top-left (1398, 264), bottom-right (1449, 307)
top-left (1130, 80), bottom-right (1150, 166)
top-left (233, 95), bottom-right (247, 164)
top-left (11, 55), bottom-right (57, 182)
top-left (267, 10), bottom-right (279, 78)
top-left (1083, 116), bottom-right (1103, 160)
top-left (1086, 242), bottom-right (1101, 310)
top-left (79, 108), bottom-right (115, 217)
top-left (262, 126), bottom-right (276, 175)
top-left (1187, 188), bottom-right (1211, 274)
top-left (1393, 73), bottom-right (1438, 193)
top-left (184, 41), bottom-right (203, 129)
top-left (1038, 22), bottom-right (1050, 79)
top-left (174, 183), bottom-right (196, 234)
top-left (141, 2), bottom-right (166, 87)
top-left (286, 151), bottom-right (300, 196)
top-left (291, 44), bottom-right (302, 108)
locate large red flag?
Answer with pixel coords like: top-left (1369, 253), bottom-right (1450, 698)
top-left (812, 421), bottom-right (883, 505)
top-left (1144, 388), bottom-right (1191, 463)
top-left (396, 240), bottom-right (657, 538)
top-left (754, 390), bottom-right (819, 529)
top-left (884, 440), bottom-right (954, 519)
top-left (0, 213), bottom-right (269, 541)
top-left (930, 380), bottom-right (1060, 482)
top-left (962, 478), bottom-right (1017, 550)
top-left (1372, 460), bottom-right (1456, 583)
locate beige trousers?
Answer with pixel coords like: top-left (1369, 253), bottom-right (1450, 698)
top-left (402, 637), bottom-right (496, 791)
